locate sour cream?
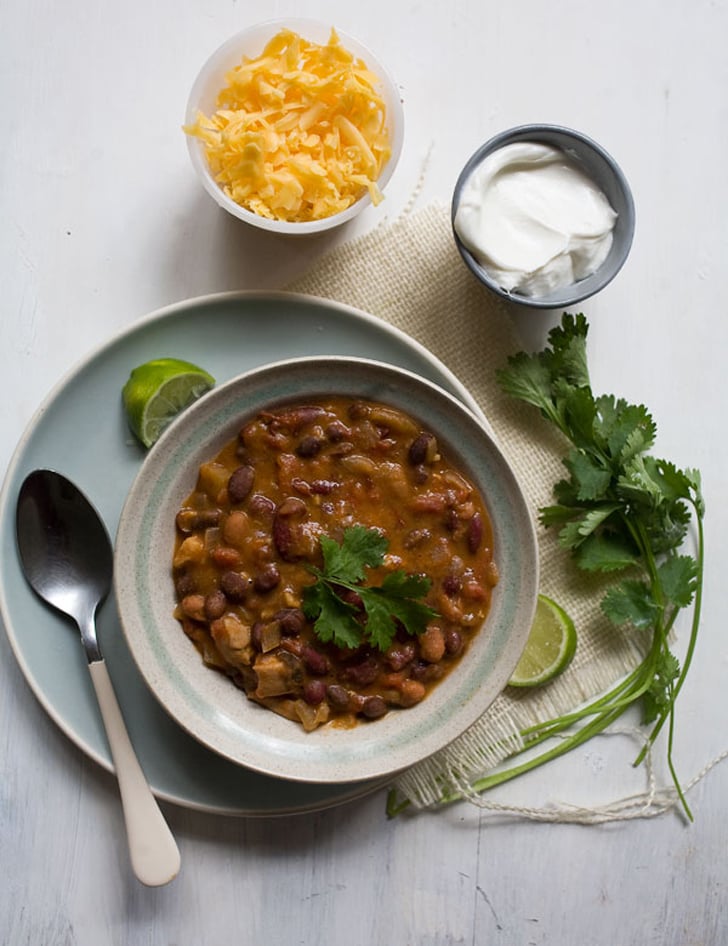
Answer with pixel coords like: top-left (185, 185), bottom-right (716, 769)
top-left (454, 142), bottom-right (618, 297)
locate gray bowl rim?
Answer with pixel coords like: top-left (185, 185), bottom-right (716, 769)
top-left (451, 122), bottom-right (636, 309)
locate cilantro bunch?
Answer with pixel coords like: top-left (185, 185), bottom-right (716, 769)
top-left (303, 525), bottom-right (438, 652)
top-left (389, 314), bottom-right (705, 819)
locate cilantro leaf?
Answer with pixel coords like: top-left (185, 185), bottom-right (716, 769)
top-left (302, 582), bottom-right (363, 650)
top-left (657, 554), bottom-right (699, 609)
top-left (642, 651), bottom-right (681, 724)
top-left (304, 527), bottom-right (438, 652)
top-left (319, 525), bottom-right (387, 584)
top-left (574, 532), bottom-right (639, 572)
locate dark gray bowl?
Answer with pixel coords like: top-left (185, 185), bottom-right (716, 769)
top-left (451, 124), bottom-right (636, 309)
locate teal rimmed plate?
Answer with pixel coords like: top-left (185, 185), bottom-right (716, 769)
top-left (0, 291), bottom-right (524, 816)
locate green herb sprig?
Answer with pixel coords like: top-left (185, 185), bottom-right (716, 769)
top-left (303, 525), bottom-right (438, 652)
top-left (387, 313), bottom-right (704, 820)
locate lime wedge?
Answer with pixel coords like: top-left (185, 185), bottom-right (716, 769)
top-left (508, 594), bottom-right (577, 687)
top-left (122, 357), bottom-right (215, 448)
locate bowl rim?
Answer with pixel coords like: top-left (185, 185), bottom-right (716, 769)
top-left (451, 122), bottom-right (636, 309)
top-left (114, 355), bottom-right (539, 784)
top-left (184, 17), bottom-right (405, 235)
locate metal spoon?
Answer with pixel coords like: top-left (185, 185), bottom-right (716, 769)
top-left (15, 469), bottom-right (181, 887)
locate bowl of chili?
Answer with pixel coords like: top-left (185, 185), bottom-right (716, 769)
top-left (115, 356), bottom-right (538, 784)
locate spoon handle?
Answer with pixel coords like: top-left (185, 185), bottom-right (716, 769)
top-left (88, 659), bottom-right (181, 886)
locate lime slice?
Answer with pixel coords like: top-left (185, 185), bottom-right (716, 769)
top-left (508, 594), bottom-right (576, 687)
top-left (122, 357), bottom-right (215, 448)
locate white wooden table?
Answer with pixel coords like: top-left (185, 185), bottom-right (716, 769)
top-left (2, 2), bottom-right (727, 943)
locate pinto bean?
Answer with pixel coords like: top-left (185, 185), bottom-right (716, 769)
top-left (204, 590), bottom-right (228, 621)
top-left (419, 624), bottom-right (446, 663)
top-left (220, 570), bottom-right (250, 603)
top-left (210, 546), bottom-right (242, 569)
top-left (398, 679), bottom-right (427, 706)
top-left (222, 510), bottom-right (249, 546)
top-left (181, 594), bottom-right (206, 622)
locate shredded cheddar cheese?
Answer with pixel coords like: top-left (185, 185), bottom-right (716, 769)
top-left (184, 28), bottom-right (393, 223)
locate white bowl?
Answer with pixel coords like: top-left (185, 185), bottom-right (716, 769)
top-left (184, 19), bottom-right (405, 235)
top-left (114, 357), bottom-right (538, 783)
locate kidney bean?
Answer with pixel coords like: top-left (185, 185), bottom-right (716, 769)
top-left (291, 477), bottom-right (313, 496)
top-left (361, 696), bottom-right (388, 719)
top-left (268, 405), bottom-right (327, 433)
top-left (444, 628), bottom-right (464, 655)
top-left (296, 435), bottom-right (323, 458)
top-left (385, 641), bottom-right (416, 671)
top-left (443, 574), bottom-right (461, 597)
top-left (204, 590), bottom-right (227, 621)
top-left (467, 513), bottom-right (483, 553)
top-left (444, 508), bottom-right (459, 532)
top-left (251, 621), bottom-right (264, 651)
top-left (335, 586), bottom-right (364, 611)
top-left (228, 465), bottom-right (255, 504)
top-left (274, 608), bottom-right (306, 637)
top-left (326, 684), bottom-right (351, 711)
top-left (311, 479), bottom-right (339, 495)
top-left (410, 660), bottom-right (442, 683)
top-left (302, 646), bottom-right (329, 675)
top-left (220, 570), bottom-right (250, 602)
top-left (253, 562), bottom-right (280, 593)
top-left (248, 493), bottom-right (276, 521)
top-left (342, 655), bottom-right (380, 686)
top-left (303, 679), bottom-right (327, 706)
top-left (325, 420), bottom-right (351, 442)
top-left (408, 432), bottom-right (438, 466)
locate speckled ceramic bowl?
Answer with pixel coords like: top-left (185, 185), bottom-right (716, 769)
top-left (114, 357), bottom-right (538, 784)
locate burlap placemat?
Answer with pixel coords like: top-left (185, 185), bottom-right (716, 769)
top-left (287, 203), bottom-right (644, 807)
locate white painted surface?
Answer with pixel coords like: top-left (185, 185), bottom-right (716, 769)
top-left (2, 1), bottom-right (727, 943)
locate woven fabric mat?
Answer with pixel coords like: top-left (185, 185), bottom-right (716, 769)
top-left (287, 203), bottom-right (644, 807)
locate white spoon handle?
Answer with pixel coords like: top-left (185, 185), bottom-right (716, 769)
top-left (88, 658), bottom-right (181, 886)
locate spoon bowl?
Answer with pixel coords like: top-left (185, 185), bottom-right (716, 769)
top-left (16, 469), bottom-right (180, 887)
